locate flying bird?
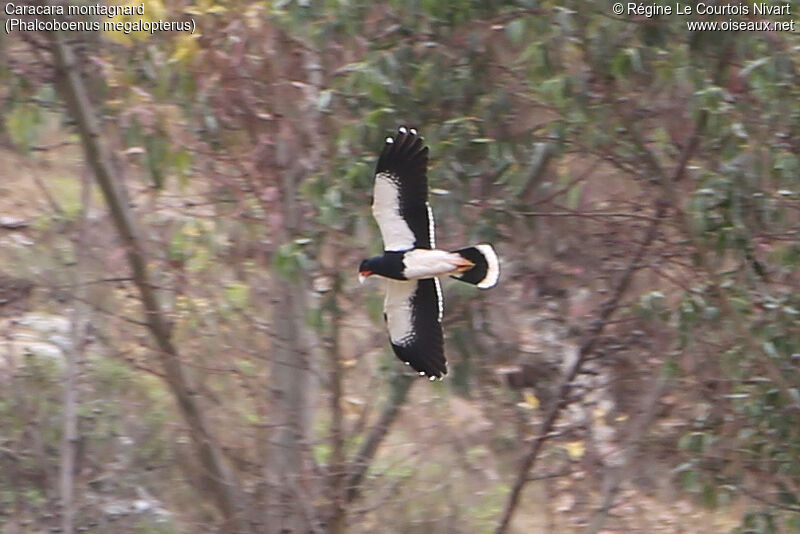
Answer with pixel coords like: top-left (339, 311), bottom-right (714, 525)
top-left (359, 127), bottom-right (500, 380)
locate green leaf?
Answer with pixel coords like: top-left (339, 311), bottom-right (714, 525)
top-left (505, 19), bottom-right (525, 46)
top-left (365, 291), bottom-right (384, 324)
top-left (273, 242), bottom-right (300, 282)
top-left (5, 104), bottom-right (42, 151)
top-left (565, 181), bottom-right (582, 209)
top-left (145, 134), bottom-right (168, 189)
top-left (173, 148), bottom-right (193, 183)
top-left (224, 282), bottom-right (250, 310)
top-left (316, 89), bottom-right (333, 112)
top-left (306, 306), bottom-right (324, 331)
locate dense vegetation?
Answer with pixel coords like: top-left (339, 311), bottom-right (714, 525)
top-left (0, 1), bottom-right (797, 532)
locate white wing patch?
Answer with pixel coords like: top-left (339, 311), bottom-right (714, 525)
top-left (384, 280), bottom-right (416, 346)
top-left (372, 172), bottom-right (416, 251)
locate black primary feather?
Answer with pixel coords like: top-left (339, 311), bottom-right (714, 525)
top-left (375, 128), bottom-right (433, 249)
top-left (389, 278), bottom-right (446, 378)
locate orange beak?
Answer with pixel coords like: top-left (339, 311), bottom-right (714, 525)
top-left (358, 270), bottom-right (372, 284)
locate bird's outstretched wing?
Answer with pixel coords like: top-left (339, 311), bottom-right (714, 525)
top-left (384, 278), bottom-right (446, 378)
top-left (372, 127), bottom-right (435, 251)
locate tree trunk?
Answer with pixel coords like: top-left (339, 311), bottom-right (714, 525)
top-left (265, 280), bottom-right (315, 533)
top-left (325, 262), bottom-right (346, 534)
top-left (263, 124), bottom-right (317, 530)
top-left (48, 31), bottom-right (245, 530)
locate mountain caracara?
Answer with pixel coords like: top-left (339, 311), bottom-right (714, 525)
top-left (359, 127), bottom-right (500, 380)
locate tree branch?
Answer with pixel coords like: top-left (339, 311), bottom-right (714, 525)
top-left (345, 373), bottom-right (415, 503)
top-left (59, 171), bottom-right (91, 534)
top-left (493, 208), bottom-right (663, 534)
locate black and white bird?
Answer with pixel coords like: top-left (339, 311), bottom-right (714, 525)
top-left (359, 127), bottom-right (500, 380)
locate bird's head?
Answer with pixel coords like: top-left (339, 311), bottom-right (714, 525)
top-left (358, 258), bottom-right (373, 284)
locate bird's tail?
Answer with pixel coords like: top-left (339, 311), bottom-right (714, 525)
top-left (449, 243), bottom-right (500, 289)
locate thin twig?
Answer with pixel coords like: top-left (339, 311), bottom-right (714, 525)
top-left (30, 171), bottom-right (66, 217)
top-left (510, 209), bottom-right (660, 221)
top-left (59, 172), bottom-right (92, 533)
top-left (47, 277), bottom-right (134, 289)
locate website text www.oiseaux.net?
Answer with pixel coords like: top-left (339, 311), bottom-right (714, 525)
top-left (616, 3), bottom-right (796, 32)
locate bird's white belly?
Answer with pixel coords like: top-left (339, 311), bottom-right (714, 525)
top-left (402, 249), bottom-right (464, 279)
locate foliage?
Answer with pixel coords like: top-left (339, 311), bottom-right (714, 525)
top-left (0, 0), bottom-right (798, 532)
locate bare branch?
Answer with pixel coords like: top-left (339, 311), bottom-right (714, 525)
top-left (508, 209), bottom-right (660, 221)
top-left (59, 171), bottom-right (92, 534)
top-left (494, 208), bottom-right (663, 534)
top-left (345, 373), bottom-right (415, 503)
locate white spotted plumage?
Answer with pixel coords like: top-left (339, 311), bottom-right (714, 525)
top-left (426, 202), bottom-right (435, 248)
top-left (434, 277), bottom-right (443, 322)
